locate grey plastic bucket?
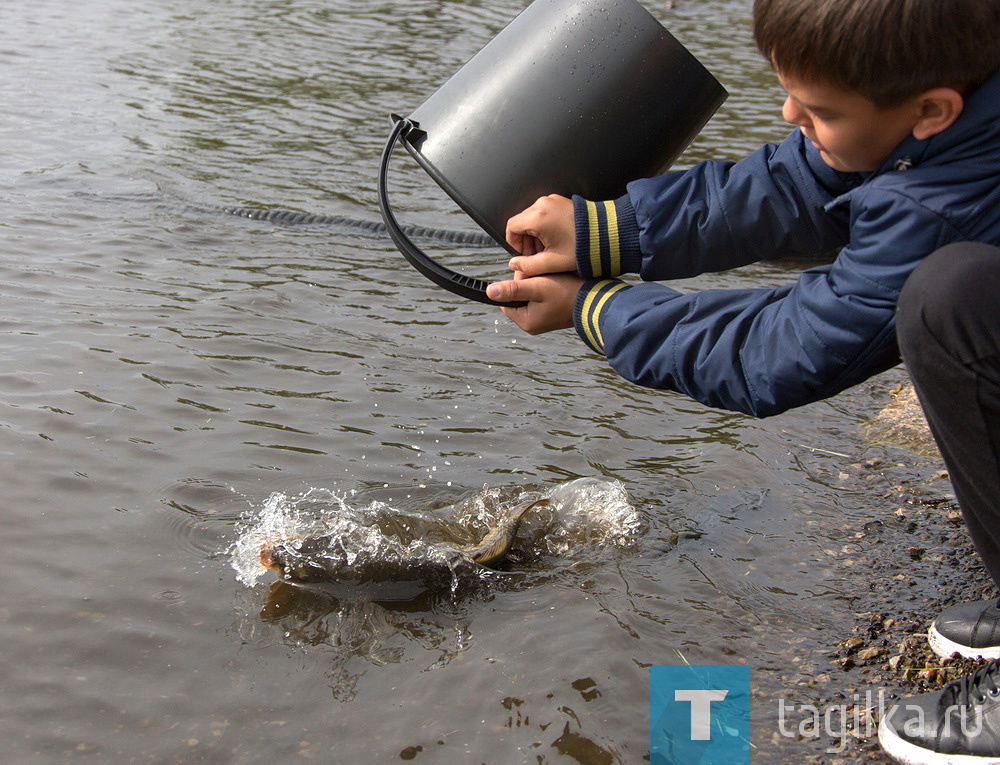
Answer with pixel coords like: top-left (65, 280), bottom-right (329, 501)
top-left (378, 0), bottom-right (727, 305)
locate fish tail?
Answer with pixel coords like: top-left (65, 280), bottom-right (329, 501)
top-left (469, 498), bottom-right (550, 567)
top-left (511, 497), bottom-right (549, 522)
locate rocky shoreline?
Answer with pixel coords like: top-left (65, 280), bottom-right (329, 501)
top-left (779, 384), bottom-right (996, 762)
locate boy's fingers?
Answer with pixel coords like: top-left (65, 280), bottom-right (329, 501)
top-left (486, 281), bottom-right (505, 302)
top-left (508, 254), bottom-right (533, 272)
top-left (505, 209), bottom-right (532, 250)
top-left (486, 280), bottom-right (517, 302)
top-left (509, 253), bottom-right (550, 276)
top-left (509, 251), bottom-right (575, 276)
top-left (518, 235), bottom-right (540, 258)
top-left (506, 225), bottom-right (540, 256)
top-left (487, 278), bottom-right (540, 303)
top-left (507, 195), bottom-right (568, 252)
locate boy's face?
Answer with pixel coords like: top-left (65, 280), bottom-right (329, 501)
top-left (778, 73), bottom-right (922, 172)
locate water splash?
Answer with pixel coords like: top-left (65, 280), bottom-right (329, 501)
top-left (536, 477), bottom-right (641, 554)
top-left (230, 487), bottom-right (354, 586)
top-left (230, 478), bottom-right (640, 588)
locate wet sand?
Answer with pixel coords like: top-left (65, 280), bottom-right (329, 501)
top-left (780, 384), bottom-right (996, 762)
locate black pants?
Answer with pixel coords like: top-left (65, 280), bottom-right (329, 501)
top-left (897, 242), bottom-right (1000, 589)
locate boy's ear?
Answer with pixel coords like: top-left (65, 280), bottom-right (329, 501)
top-left (912, 88), bottom-right (964, 141)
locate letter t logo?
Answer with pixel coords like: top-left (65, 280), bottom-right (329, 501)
top-left (674, 689), bottom-right (729, 740)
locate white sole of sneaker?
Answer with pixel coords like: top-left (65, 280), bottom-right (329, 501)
top-left (929, 625), bottom-right (1000, 661)
top-left (879, 715), bottom-right (1000, 764)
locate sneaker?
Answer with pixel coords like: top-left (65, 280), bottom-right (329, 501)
top-left (879, 659), bottom-right (1000, 763)
top-left (930, 599), bottom-right (1000, 660)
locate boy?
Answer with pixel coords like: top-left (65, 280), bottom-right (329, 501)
top-left (485, 0), bottom-right (1000, 761)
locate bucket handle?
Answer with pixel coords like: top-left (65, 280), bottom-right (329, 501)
top-left (377, 116), bottom-right (526, 307)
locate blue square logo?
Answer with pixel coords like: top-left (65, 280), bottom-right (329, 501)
top-left (650, 664), bottom-right (757, 764)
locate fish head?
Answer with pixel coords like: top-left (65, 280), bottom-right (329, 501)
top-left (259, 538), bottom-right (331, 583)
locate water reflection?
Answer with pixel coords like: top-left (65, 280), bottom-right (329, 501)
top-left (252, 580), bottom-right (476, 701)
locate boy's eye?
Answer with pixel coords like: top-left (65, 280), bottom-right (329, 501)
top-left (809, 109), bottom-right (839, 122)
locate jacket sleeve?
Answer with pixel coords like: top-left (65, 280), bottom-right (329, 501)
top-left (573, 130), bottom-right (858, 280)
top-left (573, 188), bottom-right (964, 417)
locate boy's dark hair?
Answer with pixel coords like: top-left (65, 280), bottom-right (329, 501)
top-left (753, 0), bottom-right (1000, 106)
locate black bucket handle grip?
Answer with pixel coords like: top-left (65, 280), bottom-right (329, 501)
top-left (377, 116), bottom-right (526, 308)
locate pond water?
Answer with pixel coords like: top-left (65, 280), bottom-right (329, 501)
top-left (1, 0), bottom-right (925, 762)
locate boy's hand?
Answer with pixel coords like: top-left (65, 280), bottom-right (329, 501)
top-left (505, 194), bottom-right (577, 275)
top-left (486, 272), bottom-right (583, 334)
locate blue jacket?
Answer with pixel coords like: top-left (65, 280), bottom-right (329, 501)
top-left (572, 69), bottom-right (1000, 417)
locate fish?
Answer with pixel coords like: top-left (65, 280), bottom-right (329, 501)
top-left (259, 497), bottom-right (549, 585)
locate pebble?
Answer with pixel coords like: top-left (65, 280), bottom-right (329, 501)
top-left (856, 646), bottom-right (883, 662)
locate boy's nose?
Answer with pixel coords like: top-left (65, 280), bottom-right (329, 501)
top-left (782, 95), bottom-right (808, 127)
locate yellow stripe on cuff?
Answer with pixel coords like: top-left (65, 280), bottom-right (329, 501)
top-left (586, 200), bottom-right (601, 276)
top-left (581, 280), bottom-right (627, 353)
top-left (580, 283), bottom-right (602, 351)
top-left (591, 281), bottom-right (627, 350)
top-left (603, 200), bottom-right (620, 276)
